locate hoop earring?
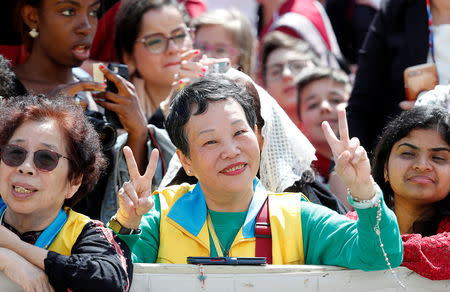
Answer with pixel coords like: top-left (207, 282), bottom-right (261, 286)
top-left (29, 28), bottom-right (39, 38)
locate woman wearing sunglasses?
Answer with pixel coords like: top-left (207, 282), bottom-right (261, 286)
top-left (0, 95), bottom-right (133, 292)
top-left (115, 0), bottom-right (208, 128)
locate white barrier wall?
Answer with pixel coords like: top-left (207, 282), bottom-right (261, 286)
top-left (2, 264), bottom-right (449, 291)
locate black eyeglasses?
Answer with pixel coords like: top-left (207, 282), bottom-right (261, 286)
top-left (137, 28), bottom-right (192, 54)
top-left (0, 145), bottom-right (69, 172)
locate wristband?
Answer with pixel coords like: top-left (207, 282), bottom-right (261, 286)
top-left (347, 184), bottom-right (382, 209)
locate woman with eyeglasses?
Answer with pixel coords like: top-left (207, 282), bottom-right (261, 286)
top-left (191, 8), bottom-right (257, 78)
top-left (115, 0), bottom-right (207, 128)
top-left (0, 95), bottom-right (133, 291)
top-left (261, 31), bottom-right (319, 128)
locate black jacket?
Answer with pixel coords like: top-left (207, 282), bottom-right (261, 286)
top-left (346, 0), bottom-right (428, 153)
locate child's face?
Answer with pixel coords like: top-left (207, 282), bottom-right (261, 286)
top-left (299, 78), bottom-right (349, 148)
top-left (264, 48), bottom-right (315, 127)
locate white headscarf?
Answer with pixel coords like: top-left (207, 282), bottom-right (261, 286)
top-left (159, 69), bottom-right (316, 193)
top-left (416, 85), bottom-right (450, 110)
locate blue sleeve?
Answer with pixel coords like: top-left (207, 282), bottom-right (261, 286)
top-left (301, 196), bottom-right (403, 271)
top-left (116, 194), bottom-right (162, 263)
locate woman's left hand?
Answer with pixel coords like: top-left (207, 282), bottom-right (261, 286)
top-left (322, 109), bottom-right (375, 200)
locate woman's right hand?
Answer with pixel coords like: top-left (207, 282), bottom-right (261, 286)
top-left (0, 248), bottom-right (54, 292)
top-left (116, 146), bottom-right (160, 229)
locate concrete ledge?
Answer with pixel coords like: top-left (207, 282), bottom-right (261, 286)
top-left (2, 264), bottom-right (449, 291)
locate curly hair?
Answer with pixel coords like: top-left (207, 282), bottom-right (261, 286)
top-left (0, 55), bottom-right (15, 98)
top-left (373, 106), bottom-right (450, 235)
top-left (0, 95), bottom-right (107, 207)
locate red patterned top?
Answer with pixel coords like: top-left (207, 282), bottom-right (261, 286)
top-left (346, 212), bottom-right (450, 280)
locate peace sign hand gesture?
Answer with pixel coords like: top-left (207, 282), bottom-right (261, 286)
top-left (115, 146), bottom-right (160, 229)
top-left (322, 109), bottom-right (375, 200)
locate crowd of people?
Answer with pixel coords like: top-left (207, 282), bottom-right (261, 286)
top-left (0, 0), bottom-right (448, 291)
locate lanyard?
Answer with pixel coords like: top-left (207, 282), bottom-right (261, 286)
top-left (0, 198), bottom-right (68, 249)
top-left (206, 212), bottom-right (227, 257)
top-left (426, 0), bottom-right (435, 62)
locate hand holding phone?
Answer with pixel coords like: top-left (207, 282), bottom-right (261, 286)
top-left (104, 63), bottom-right (130, 129)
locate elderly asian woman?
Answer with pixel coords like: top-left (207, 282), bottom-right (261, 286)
top-left (109, 75), bottom-right (402, 270)
top-left (0, 95), bottom-right (132, 292)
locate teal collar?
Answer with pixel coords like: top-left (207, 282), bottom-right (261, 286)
top-left (0, 197), bottom-right (68, 249)
top-left (167, 178), bottom-right (268, 238)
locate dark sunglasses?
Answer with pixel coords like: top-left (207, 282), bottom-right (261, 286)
top-left (137, 28), bottom-right (192, 54)
top-left (0, 144), bottom-right (69, 172)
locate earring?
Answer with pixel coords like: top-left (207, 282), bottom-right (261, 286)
top-left (29, 28), bottom-right (39, 38)
top-left (187, 170), bottom-right (191, 174)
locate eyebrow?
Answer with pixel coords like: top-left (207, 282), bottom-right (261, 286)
top-left (397, 142), bottom-right (450, 152)
top-left (142, 26), bottom-right (186, 39)
top-left (197, 119), bottom-right (245, 136)
top-left (55, 0), bottom-right (101, 7)
top-left (267, 63), bottom-right (283, 69)
top-left (303, 94), bottom-right (318, 103)
top-left (329, 90), bottom-right (345, 97)
top-left (431, 147), bottom-right (450, 152)
top-left (56, 0), bottom-right (80, 6)
top-left (9, 139), bottom-right (59, 152)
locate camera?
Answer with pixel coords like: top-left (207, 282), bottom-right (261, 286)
top-left (85, 110), bottom-right (117, 151)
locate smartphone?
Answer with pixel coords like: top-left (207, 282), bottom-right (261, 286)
top-left (187, 256), bottom-right (267, 265)
top-left (105, 63), bottom-right (129, 129)
top-left (207, 61), bottom-right (230, 74)
top-left (404, 63), bottom-right (438, 101)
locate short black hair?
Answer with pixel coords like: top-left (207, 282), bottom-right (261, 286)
top-left (115, 0), bottom-right (189, 63)
top-left (373, 106), bottom-right (450, 235)
top-left (165, 74), bottom-right (256, 157)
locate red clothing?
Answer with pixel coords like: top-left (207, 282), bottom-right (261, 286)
top-left (347, 212), bottom-right (450, 280)
top-left (402, 216), bottom-right (450, 280)
top-left (0, 45), bottom-right (28, 66)
top-left (90, 1), bottom-right (122, 62)
top-left (180, 0), bottom-right (207, 17)
top-left (260, 0), bottom-right (342, 69)
top-left (261, 0), bottom-right (330, 46)
top-left (311, 152), bottom-right (331, 183)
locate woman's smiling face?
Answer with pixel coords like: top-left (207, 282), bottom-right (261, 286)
top-left (178, 98), bottom-right (260, 203)
top-left (386, 129), bottom-right (450, 206)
